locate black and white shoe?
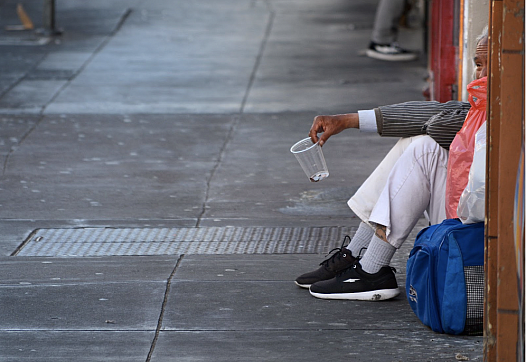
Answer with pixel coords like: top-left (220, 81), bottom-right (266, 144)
top-left (366, 42), bottom-right (417, 61)
top-left (294, 236), bottom-right (356, 288)
top-left (309, 262), bottom-right (400, 301)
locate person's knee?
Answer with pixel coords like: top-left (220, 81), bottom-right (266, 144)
top-left (412, 135), bottom-right (439, 149)
top-left (406, 135), bottom-right (444, 159)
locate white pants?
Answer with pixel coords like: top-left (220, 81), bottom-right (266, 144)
top-left (348, 135), bottom-right (449, 248)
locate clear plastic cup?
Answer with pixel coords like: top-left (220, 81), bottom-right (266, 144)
top-left (290, 137), bottom-right (329, 182)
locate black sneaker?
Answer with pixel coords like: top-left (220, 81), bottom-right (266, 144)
top-left (366, 42), bottom-right (417, 61)
top-left (294, 236), bottom-right (356, 288)
top-left (309, 262), bottom-right (400, 301)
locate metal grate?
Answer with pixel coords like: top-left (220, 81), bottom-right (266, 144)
top-left (14, 226), bottom-right (355, 257)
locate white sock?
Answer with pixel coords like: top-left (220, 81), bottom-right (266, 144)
top-left (359, 234), bottom-right (396, 274)
top-left (347, 222), bottom-right (374, 258)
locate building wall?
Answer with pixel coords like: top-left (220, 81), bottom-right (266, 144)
top-left (459, 0), bottom-right (489, 100)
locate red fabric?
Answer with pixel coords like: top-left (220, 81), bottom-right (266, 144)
top-left (445, 77), bottom-right (487, 219)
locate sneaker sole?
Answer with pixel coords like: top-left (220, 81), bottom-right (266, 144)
top-left (309, 288), bottom-right (400, 301)
top-left (294, 281), bottom-right (311, 289)
top-left (365, 49), bottom-right (417, 62)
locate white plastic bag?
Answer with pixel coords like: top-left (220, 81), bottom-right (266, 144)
top-left (457, 121), bottom-right (486, 224)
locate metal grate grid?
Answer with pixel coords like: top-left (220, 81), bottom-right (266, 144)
top-left (14, 226), bottom-right (355, 257)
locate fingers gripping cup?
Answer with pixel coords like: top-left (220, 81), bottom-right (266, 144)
top-left (290, 138), bottom-right (329, 182)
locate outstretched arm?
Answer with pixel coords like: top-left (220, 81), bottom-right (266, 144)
top-left (377, 100), bottom-right (470, 138)
top-left (309, 113), bottom-right (359, 146)
top-left (309, 100), bottom-right (471, 147)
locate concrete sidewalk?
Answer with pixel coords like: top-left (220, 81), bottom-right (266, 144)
top-left (0, 0), bottom-right (482, 361)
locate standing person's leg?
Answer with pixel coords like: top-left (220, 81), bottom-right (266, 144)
top-left (295, 136), bottom-right (422, 288)
top-left (370, 0), bottom-right (406, 45)
top-left (310, 136), bottom-right (449, 300)
top-left (366, 0), bottom-right (417, 61)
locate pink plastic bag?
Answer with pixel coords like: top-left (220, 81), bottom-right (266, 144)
top-left (445, 76), bottom-right (487, 219)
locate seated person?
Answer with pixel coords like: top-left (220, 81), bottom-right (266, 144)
top-left (295, 27), bottom-right (489, 301)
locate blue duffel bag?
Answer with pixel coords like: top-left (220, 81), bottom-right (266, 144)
top-left (406, 218), bottom-right (484, 335)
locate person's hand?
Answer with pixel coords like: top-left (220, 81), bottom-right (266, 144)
top-left (309, 113), bottom-right (359, 146)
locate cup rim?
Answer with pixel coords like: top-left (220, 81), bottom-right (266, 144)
top-left (290, 137), bottom-right (319, 154)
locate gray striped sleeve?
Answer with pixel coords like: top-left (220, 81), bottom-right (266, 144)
top-left (423, 109), bottom-right (469, 149)
top-left (376, 101), bottom-right (471, 140)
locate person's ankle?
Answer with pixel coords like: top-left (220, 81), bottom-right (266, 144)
top-left (359, 235), bottom-right (396, 274)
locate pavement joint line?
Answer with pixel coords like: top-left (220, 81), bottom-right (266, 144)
top-left (40, 8), bottom-right (133, 115)
top-left (2, 114), bottom-right (44, 177)
top-left (146, 254), bottom-right (184, 362)
top-left (1, 329), bottom-right (157, 332)
top-left (9, 227), bottom-right (39, 256)
top-left (156, 328), bottom-right (416, 332)
top-left (195, 116), bottom-right (240, 228)
top-left (2, 8), bottom-right (133, 177)
top-left (192, 4), bottom-right (277, 222)
top-left (0, 53), bottom-right (47, 101)
top-left (239, 2), bottom-right (275, 113)
top-left (1, 281), bottom-right (169, 288)
top-left (1, 327), bottom-right (417, 332)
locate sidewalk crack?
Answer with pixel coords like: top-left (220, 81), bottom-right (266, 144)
top-left (145, 254), bottom-right (184, 362)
